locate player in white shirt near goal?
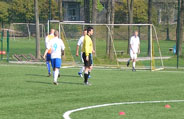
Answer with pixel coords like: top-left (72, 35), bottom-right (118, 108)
top-left (127, 31), bottom-right (140, 72)
top-left (44, 30), bottom-right (65, 85)
top-left (76, 29), bottom-right (88, 78)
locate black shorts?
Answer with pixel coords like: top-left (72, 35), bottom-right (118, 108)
top-left (82, 52), bottom-right (92, 67)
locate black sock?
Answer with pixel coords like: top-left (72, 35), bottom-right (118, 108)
top-left (84, 73), bottom-right (88, 83)
top-left (88, 71), bottom-right (90, 76)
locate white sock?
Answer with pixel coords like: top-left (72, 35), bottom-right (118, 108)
top-left (79, 66), bottom-right (85, 73)
top-left (54, 69), bottom-right (59, 83)
top-left (133, 62), bottom-right (136, 68)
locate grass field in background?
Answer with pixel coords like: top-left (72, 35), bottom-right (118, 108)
top-left (1, 36), bottom-right (184, 67)
top-left (0, 64), bottom-right (184, 119)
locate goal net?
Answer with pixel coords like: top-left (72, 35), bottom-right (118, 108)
top-left (49, 21), bottom-right (164, 71)
top-left (10, 23), bottom-right (46, 40)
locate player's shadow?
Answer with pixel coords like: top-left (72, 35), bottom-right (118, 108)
top-left (26, 74), bottom-right (48, 77)
top-left (61, 74), bottom-right (80, 78)
top-left (60, 81), bottom-right (84, 85)
top-left (26, 81), bottom-right (52, 85)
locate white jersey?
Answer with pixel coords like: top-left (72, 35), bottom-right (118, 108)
top-left (47, 37), bottom-right (65, 59)
top-left (130, 36), bottom-right (140, 54)
top-left (45, 33), bottom-right (54, 49)
top-left (77, 36), bottom-right (84, 50)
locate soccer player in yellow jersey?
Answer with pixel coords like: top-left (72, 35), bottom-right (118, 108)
top-left (45, 29), bottom-right (55, 77)
top-left (82, 27), bottom-right (94, 85)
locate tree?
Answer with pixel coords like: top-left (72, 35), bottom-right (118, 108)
top-left (9, 0), bottom-right (34, 23)
top-left (148, 0), bottom-right (152, 56)
top-left (106, 0), bottom-right (115, 59)
top-left (0, 1), bottom-right (9, 27)
top-left (58, 0), bottom-right (63, 21)
top-left (127, 0), bottom-right (134, 54)
top-left (92, 0), bottom-right (97, 56)
top-left (106, 0), bottom-right (111, 55)
top-left (176, 0), bottom-right (184, 56)
top-left (8, 0), bottom-right (58, 23)
top-left (109, 0), bottom-right (115, 59)
top-left (34, 0), bottom-right (40, 59)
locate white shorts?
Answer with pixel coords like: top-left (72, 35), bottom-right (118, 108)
top-left (130, 51), bottom-right (137, 60)
top-left (80, 52), bottom-right (84, 63)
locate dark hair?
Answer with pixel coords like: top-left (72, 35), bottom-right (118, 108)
top-left (87, 27), bottom-right (93, 33)
top-left (84, 29), bottom-right (87, 31)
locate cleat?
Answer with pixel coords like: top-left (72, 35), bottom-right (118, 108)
top-left (132, 68), bottom-right (136, 72)
top-left (53, 82), bottom-right (58, 85)
top-left (48, 73), bottom-right (51, 77)
top-left (84, 82), bottom-right (92, 86)
top-left (78, 72), bottom-right (83, 78)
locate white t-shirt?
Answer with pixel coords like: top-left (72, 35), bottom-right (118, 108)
top-left (45, 33), bottom-right (54, 48)
top-left (130, 36), bottom-right (140, 53)
top-left (47, 37), bottom-right (65, 59)
top-left (77, 36), bottom-right (84, 50)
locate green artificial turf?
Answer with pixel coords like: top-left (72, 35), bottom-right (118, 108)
top-left (0, 64), bottom-right (184, 119)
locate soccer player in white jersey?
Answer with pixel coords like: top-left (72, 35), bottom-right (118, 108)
top-left (45, 29), bottom-right (55, 77)
top-left (76, 29), bottom-right (87, 77)
top-left (127, 31), bottom-right (140, 72)
top-left (44, 31), bottom-right (65, 85)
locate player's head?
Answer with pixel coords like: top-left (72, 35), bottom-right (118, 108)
top-left (87, 27), bottom-right (93, 36)
top-left (83, 29), bottom-right (87, 36)
top-left (134, 31), bottom-right (139, 37)
top-left (54, 30), bottom-right (59, 37)
top-left (50, 29), bottom-right (55, 34)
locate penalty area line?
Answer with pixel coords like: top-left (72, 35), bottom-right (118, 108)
top-left (63, 100), bottom-right (184, 119)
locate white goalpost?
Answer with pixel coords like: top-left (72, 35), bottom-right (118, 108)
top-left (48, 21), bottom-right (164, 71)
top-left (10, 23), bottom-right (46, 40)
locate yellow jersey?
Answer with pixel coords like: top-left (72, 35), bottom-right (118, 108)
top-left (82, 35), bottom-right (93, 56)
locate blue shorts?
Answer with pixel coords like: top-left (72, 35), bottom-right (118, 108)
top-left (51, 58), bottom-right (62, 68)
top-left (46, 53), bottom-right (51, 61)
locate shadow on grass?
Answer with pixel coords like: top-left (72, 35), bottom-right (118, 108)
top-left (26, 74), bottom-right (48, 77)
top-left (26, 81), bottom-right (52, 85)
top-left (61, 74), bottom-right (80, 78)
top-left (60, 81), bottom-right (84, 85)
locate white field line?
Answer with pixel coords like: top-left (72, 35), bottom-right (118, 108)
top-left (63, 100), bottom-right (184, 119)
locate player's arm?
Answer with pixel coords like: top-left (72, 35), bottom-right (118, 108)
top-left (43, 49), bottom-right (49, 60)
top-left (76, 45), bottom-right (79, 56)
top-left (61, 40), bottom-right (65, 56)
top-left (44, 41), bottom-right (51, 60)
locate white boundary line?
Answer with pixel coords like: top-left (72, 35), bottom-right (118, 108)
top-left (63, 100), bottom-right (184, 119)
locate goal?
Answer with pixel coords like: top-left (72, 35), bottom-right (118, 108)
top-left (10, 23), bottom-right (46, 40)
top-left (48, 21), bottom-right (164, 71)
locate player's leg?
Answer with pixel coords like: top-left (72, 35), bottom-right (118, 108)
top-left (88, 53), bottom-right (93, 78)
top-left (53, 58), bottom-right (61, 85)
top-left (46, 53), bottom-right (51, 76)
top-left (78, 52), bottom-right (84, 77)
top-left (127, 58), bottom-right (132, 67)
top-left (51, 59), bottom-right (55, 79)
top-left (82, 53), bottom-right (91, 85)
top-left (127, 51), bottom-right (133, 67)
top-left (132, 54), bottom-right (137, 72)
